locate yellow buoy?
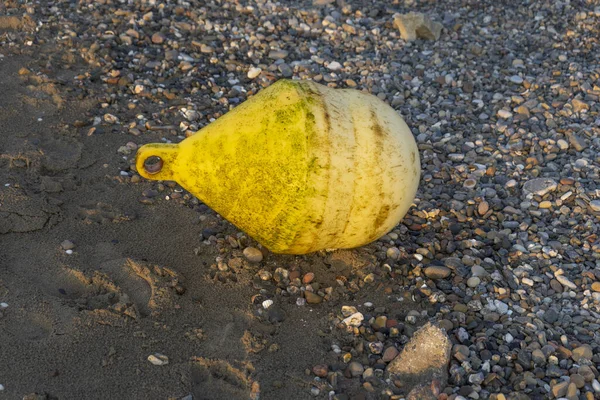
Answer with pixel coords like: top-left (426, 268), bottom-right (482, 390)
top-left (135, 79), bottom-right (420, 254)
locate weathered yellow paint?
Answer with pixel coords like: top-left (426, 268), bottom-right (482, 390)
top-left (135, 79), bottom-right (420, 254)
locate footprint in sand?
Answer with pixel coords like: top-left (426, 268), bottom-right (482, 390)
top-left (4, 311), bottom-right (54, 342)
top-left (41, 257), bottom-right (184, 321)
top-left (191, 358), bottom-right (258, 400)
top-left (76, 202), bottom-right (136, 224)
top-left (95, 258), bottom-right (185, 318)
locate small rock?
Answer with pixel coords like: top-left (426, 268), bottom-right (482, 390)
top-left (342, 312), bottom-right (364, 327)
top-left (382, 347), bottom-right (399, 362)
top-left (556, 274), bottom-right (577, 290)
top-left (327, 61), bottom-right (342, 71)
top-left (466, 277), bottom-right (480, 288)
top-left (387, 323), bottom-right (452, 392)
top-left (312, 364), bottom-right (328, 378)
top-left (544, 308), bottom-right (560, 323)
top-left (268, 50), bottom-right (288, 59)
top-left (510, 75), bottom-right (524, 84)
top-left (570, 374), bottom-right (585, 389)
top-left (304, 291), bottom-right (322, 304)
top-left (151, 32), bottom-right (165, 44)
top-left (302, 272), bottom-right (315, 284)
top-left (591, 282), bottom-right (600, 292)
top-left (423, 265), bottom-right (451, 279)
top-left (248, 67), bottom-right (262, 79)
top-left (522, 178), bottom-right (557, 197)
top-left (471, 265), bottom-right (488, 277)
top-left (572, 345), bottom-right (593, 362)
top-left (478, 201), bottom-right (489, 215)
top-left (148, 353), bottom-right (169, 366)
top-left (243, 247), bottom-right (263, 263)
top-left (589, 201), bottom-right (600, 212)
top-left (552, 380), bottom-right (569, 398)
top-left (200, 44), bottom-right (214, 54)
top-left (348, 362), bottom-right (364, 377)
top-left (532, 349), bottom-right (546, 365)
top-left (557, 139), bottom-right (569, 150)
top-left (386, 247), bottom-right (401, 260)
top-left (497, 109), bottom-right (513, 119)
top-left (571, 99), bottom-right (589, 113)
top-left (61, 240), bottom-right (75, 250)
top-left (393, 12), bottom-right (443, 41)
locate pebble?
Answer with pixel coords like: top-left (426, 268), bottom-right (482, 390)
top-left (382, 346), bottom-right (399, 362)
top-left (556, 274), bottom-right (577, 290)
top-left (590, 200), bottom-right (600, 212)
top-left (61, 240), bottom-right (75, 250)
top-left (0, 303), bottom-right (8, 309)
top-left (572, 345), bottom-right (593, 362)
top-left (147, 353), bottom-right (169, 366)
top-left (312, 364), bottom-right (328, 378)
top-left (304, 291), bottom-right (323, 304)
top-left (243, 247), bottom-right (263, 263)
top-left (423, 265), bottom-right (451, 279)
top-left (510, 75), bottom-right (524, 84)
top-left (348, 362), bottom-right (364, 377)
top-left (247, 67), bottom-right (262, 79)
top-left (327, 61), bottom-right (342, 71)
top-left (497, 109), bottom-right (513, 119)
top-left (302, 272), bottom-right (315, 284)
top-left (342, 312), bottom-right (364, 327)
top-left (552, 380), bottom-right (569, 398)
top-left (262, 299), bottom-right (273, 309)
top-left (522, 178), bottom-right (558, 196)
top-left (591, 282), bottom-right (600, 292)
top-left (466, 277), bottom-right (480, 288)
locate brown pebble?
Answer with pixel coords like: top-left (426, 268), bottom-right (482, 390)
top-left (151, 32), bottom-right (164, 44)
top-left (591, 282), bottom-right (600, 292)
top-left (560, 177), bottom-right (575, 185)
top-left (302, 272), bottom-right (315, 284)
top-left (478, 201), bottom-right (489, 216)
top-left (312, 364), bottom-right (328, 378)
top-left (423, 265), bottom-right (451, 279)
top-left (18, 67), bottom-right (31, 75)
top-left (243, 247), bottom-right (263, 263)
top-left (131, 175), bottom-right (141, 183)
top-left (304, 291), bottom-right (322, 304)
top-left (382, 346), bottom-right (399, 362)
top-left (539, 201), bottom-right (552, 209)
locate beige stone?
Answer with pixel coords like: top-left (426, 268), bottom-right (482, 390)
top-left (393, 13), bottom-right (443, 41)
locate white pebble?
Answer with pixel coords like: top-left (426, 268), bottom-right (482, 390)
top-left (0, 303), bottom-right (8, 309)
top-left (296, 297), bottom-right (306, 306)
top-left (327, 61), bottom-right (342, 71)
top-left (505, 333), bottom-right (514, 343)
top-left (66, 250), bottom-right (73, 255)
top-left (147, 353), bottom-right (169, 366)
top-left (497, 109), bottom-right (513, 119)
top-left (262, 299), bottom-right (273, 309)
top-left (555, 274), bottom-right (577, 290)
top-left (522, 277), bottom-right (534, 286)
top-left (247, 67), bottom-right (262, 79)
top-left (0, 384), bottom-right (4, 391)
top-left (593, 379), bottom-right (600, 393)
top-left (342, 312), bottom-right (364, 327)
